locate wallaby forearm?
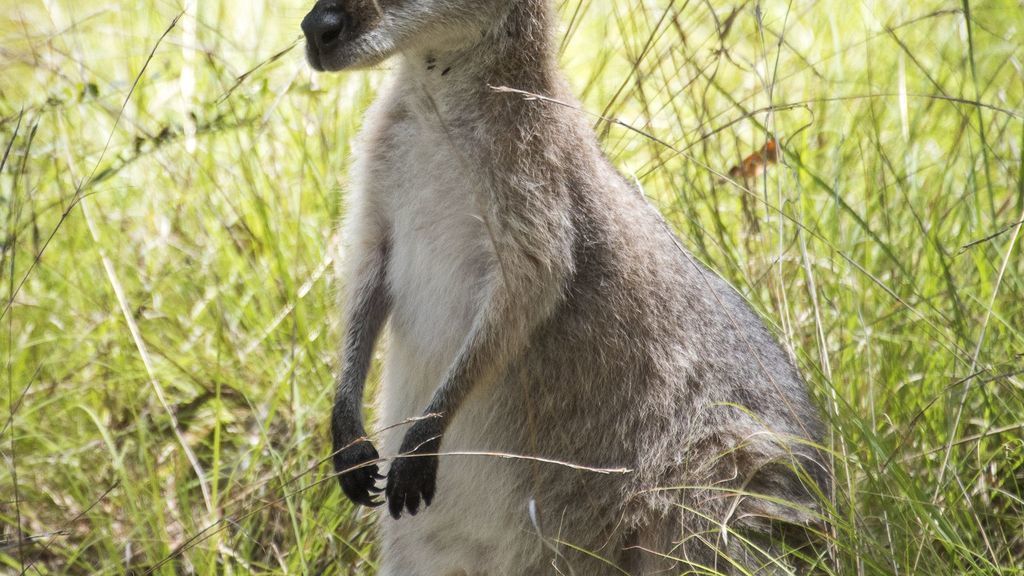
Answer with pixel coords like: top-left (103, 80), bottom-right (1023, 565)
top-left (395, 186), bottom-right (573, 455)
top-left (335, 242), bottom-right (392, 436)
top-left (417, 262), bottom-right (564, 438)
top-left (331, 240), bottom-right (392, 508)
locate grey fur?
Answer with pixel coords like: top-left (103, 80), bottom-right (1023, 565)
top-left (303, 0), bottom-right (832, 573)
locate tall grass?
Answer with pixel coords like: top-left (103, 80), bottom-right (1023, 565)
top-left (1, 0), bottom-right (1022, 573)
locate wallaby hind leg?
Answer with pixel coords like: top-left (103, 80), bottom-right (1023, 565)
top-left (666, 431), bottom-right (829, 574)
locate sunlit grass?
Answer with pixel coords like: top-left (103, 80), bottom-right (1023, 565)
top-left (1, 0), bottom-right (1022, 573)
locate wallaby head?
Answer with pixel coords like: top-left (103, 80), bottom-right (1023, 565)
top-left (301, 0), bottom-right (508, 71)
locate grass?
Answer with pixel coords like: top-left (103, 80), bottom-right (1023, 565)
top-left (0, 0), bottom-right (1022, 573)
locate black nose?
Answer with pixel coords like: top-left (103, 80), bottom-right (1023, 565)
top-left (302, 2), bottom-right (349, 51)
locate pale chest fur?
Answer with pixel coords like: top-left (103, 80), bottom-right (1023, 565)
top-left (350, 87), bottom-right (496, 424)
top-left (388, 127), bottom-right (492, 361)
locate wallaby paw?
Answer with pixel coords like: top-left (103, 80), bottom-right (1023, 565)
top-left (385, 424), bottom-right (441, 519)
top-left (334, 439), bottom-right (384, 508)
top-left (385, 450), bottom-right (438, 519)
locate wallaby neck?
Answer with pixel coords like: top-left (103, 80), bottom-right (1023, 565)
top-left (397, 0), bottom-right (562, 109)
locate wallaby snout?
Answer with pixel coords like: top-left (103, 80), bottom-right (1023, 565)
top-left (301, 0), bottom-right (386, 71)
top-left (302, 1), bottom-right (350, 71)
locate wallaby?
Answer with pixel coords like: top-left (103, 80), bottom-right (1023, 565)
top-left (301, 0), bottom-right (831, 573)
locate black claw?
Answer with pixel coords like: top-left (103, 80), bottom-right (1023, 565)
top-left (388, 486), bottom-right (404, 519)
top-left (350, 492), bottom-right (381, 508)
top-left (406, 490), bottom-right (421, 516)
top-left (386, 466), bottom-right (401, 519)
